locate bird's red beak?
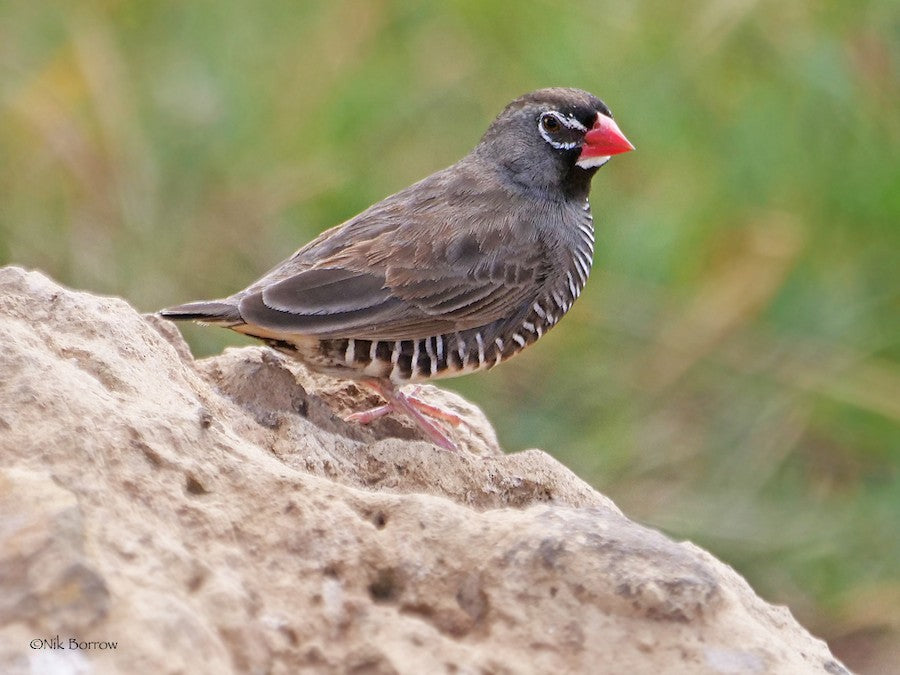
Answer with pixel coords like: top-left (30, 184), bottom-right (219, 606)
top-left (577, 113), bottom-right (634, 167)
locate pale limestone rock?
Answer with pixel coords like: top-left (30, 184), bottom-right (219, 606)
top-left (0, 266), bottom-right (848, 674)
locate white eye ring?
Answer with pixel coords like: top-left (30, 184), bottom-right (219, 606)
top-left (538, 111), bottom-right (586, 150)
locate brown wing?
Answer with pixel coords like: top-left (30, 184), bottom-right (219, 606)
top-left (236, 223), bottom-right (549, 341)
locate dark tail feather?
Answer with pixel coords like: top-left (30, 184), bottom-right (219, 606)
top-left (158, 300), bottom-right (243, 325)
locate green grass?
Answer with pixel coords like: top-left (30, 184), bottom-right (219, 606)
top-left (2, 1), bottom-right (898, 670)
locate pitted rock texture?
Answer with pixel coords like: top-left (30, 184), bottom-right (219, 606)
top-left (0, 266), bottom-right (847, 674)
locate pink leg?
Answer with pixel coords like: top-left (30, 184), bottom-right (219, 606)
top-left (346, 403), bottom-right (393, 424)
top-left (346, 380), bottom-right (459, 452)
top-left (405, 387), bottom-right (462, 426)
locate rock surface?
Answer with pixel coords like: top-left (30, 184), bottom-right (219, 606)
top-left (0, 266), bottom-right (848, 675)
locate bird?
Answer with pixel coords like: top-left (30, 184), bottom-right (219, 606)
top-left (160, 87), bottom-right (633, 451)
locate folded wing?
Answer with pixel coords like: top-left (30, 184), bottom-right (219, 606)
top-left (237, 226), bottom-right (548, 341)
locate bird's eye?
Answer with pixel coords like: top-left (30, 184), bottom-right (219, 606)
top-left (540, 113), bottom-right (561, 132)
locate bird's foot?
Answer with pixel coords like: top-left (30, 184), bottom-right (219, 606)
top-left (346, 381), bottom-right (461, 452)
top-left (400, 386), bottom-right (463, 427)
top-left (345, 403), bottom-right (394, 424)
top-left (345, 394), bottom-right (462, 426)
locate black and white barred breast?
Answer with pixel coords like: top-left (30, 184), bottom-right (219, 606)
top-left (267, 201), bottom-right (595, 384)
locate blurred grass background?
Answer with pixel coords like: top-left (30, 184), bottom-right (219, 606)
top-left (1, 1), bottom-right (897, 670)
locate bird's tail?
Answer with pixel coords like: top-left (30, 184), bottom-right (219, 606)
top-left (158, 300), bottom-right (243, 326)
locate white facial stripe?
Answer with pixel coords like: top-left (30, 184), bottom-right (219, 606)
top-left (552, 140), bottom-right (578, 150)
top-left (576, 155), bottom-right (611, 169)
top-left (540, 133), bottom-right (578, 151)
top-left (563, 114), bottom-right (587, 132)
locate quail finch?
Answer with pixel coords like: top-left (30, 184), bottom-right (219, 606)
top-left (161, 88), bottom-right (634, 450)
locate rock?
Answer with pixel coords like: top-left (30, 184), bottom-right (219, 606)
top-left (0, 266), bottom-right (847, 675)
top-left (0, 469), bottom-right (109, 631)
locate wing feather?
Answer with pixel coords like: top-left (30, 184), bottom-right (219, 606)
top-left (232, 164), bottom-right (552, 340)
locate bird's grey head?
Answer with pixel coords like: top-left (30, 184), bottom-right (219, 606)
top-left (474, 87), bottom-right (633, 200)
